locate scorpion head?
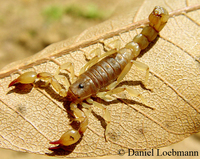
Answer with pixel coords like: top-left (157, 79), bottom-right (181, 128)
top-left (66, 75), bottom-right (95, 104)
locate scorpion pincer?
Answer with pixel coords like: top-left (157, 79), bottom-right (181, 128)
top-left (8, 6), bottom-right (169, 149)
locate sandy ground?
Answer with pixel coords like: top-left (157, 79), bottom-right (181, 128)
top-left (0, 0), bottom-right (120, 70)
top-left (1, 0), bottom-right (200, 159)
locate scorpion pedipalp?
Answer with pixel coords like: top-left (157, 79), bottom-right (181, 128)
top-left (49, 129), bottom-right (81, 147)
top-left (8, 71), bottom-right (37, 87)
top-left (49, 103), bottom-right (88, 149)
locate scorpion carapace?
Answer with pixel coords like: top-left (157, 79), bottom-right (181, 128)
top-left (8, 6), bottom-right (169, 149)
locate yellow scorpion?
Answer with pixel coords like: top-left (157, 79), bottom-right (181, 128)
top-left (9, 6), bottom-right (169, 149)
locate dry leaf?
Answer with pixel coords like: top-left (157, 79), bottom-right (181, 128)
top-left (0, 0), bottom-right (200, 157)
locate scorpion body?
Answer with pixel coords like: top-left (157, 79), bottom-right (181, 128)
top-left (9, 6), bottom-right (169, 149)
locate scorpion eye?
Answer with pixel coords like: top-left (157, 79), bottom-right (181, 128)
top-left (78, 83), bottom-right (84, 88)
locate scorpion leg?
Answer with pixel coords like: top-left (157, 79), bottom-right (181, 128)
top-left (80, 49), bottom-right (118, 75)
top-left (81, 102), bottom-right (92, 116)
top-left (132, 60), bottom-right (150, 89)
top-left (107, 60), bottom-right (150, 90)
top-left (99, 86), bottom-right (150, 107)
top-left (85, 48), bottom-right (102, 60)
top-left (79, 48), bottom-right (101, 75)
top-left (86, 98), bottom-right (111, 141)
top-left (55, 62), bottom-right (75, 84)
top-left (107, 61), bottom-right (134, 90)
top-left (80, 39), bottom-right (121, 75)
top-left (50, 103), bottom-right (88, 147)
top-left (98, 61), bottom-right (134, 101)
top-left (103, 39), bottom-right (121, 51)
top-left (98, 39), bottom-right (121, 61)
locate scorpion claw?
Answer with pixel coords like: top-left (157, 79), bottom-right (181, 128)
top-left (49, 129), bottom-right (81, 147)
top-left (8, 79), bottom-right (19, 87)
top-left (8, 71), bottom-right (37, 87)
top-left (48, 143), bottom-right (62, 150)
top-left (49, 140), bottom-right (61, 145)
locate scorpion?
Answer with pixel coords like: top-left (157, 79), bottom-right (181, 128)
top-left (8, 6), bottom-right (169, 149)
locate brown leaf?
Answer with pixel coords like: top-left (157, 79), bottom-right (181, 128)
top-left (0, 0), bottom-right (200, 157)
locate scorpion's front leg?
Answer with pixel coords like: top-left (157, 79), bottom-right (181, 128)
top-left (85, 98), bottom-right (111, 141)
top-left (55, 62), bottom-right (75, 84)
top-left (97, 86), bottom-right (155, 110)
top-left (8, 71), bottom-right (68, 97)
top-left (49, 103), bottom-right (88, 148)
